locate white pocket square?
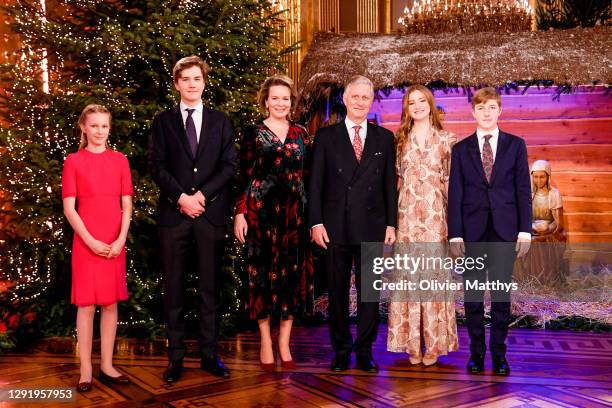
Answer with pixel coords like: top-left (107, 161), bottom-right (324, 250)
top-left (374, 151), bottom-right (383, 156)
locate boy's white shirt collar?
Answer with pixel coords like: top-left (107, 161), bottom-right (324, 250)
top-left (180, 100), bottom-right (203, 112)
top-left (179, 100), bottom-right (204, 141)
top-left (476, 126), bottom-right (499, 140)
top-left (475, 127), bottom-right (499, 160)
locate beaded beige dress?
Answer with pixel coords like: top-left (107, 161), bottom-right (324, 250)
top-left (386, 128), bottom-right (459, 361)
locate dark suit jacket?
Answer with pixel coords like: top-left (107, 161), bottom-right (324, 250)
top-left (308, 121), bottom-right (398, 245)
top-left (149, 105), bottom-right (237, 227)
top-left (447, 130), bottom-right (532, 242)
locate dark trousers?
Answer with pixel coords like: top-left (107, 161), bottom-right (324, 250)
top-left (159, 216), bottom-right (226, 361)
top-left (464, 214), bottom-right (516, 359)
top-left (324, 243), bottom-right (379, 358)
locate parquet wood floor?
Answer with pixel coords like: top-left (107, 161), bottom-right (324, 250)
top-left (1, 325), bottom-right (611, 407)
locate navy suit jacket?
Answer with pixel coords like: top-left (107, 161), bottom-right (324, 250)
top-left (149, 105), bottom-right (237, 227)
top-left (308, 121), bottom-right (398, 245)
top-left (447, 130), bottom-right (532, 242)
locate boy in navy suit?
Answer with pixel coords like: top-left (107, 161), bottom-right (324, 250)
top-left (448, 87), bottom-right (531, 376)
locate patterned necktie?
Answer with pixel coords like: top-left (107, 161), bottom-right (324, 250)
top-left (352, 125), bottom-right (363, 162)
top-left (482, 134), bottom-right (494, 183)
top-left (185, 108), bottom-right (198, 156)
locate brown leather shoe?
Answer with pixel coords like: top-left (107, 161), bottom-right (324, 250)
top-left (77, 381), bottom-right (92, 392)
top-left (99, 370), bottom-right (130, 385)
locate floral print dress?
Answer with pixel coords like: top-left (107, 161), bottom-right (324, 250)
top-left (235, 122), bottom-right (314, 320)
top-left (387, 128), bottom-right (459, 360)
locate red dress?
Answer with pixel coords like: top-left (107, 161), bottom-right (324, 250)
top-left (61, 149), bottom-right (133, 306)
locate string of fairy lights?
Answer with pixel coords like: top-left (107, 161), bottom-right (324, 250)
top-left (1, 0), bottom-right (287, 335)
top-left (398, 0), bottom-right (533, 34)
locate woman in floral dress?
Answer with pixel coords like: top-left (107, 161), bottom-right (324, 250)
top-left (234, 75), bottom-right (313, 371)
top-left (386, 85), bottom-right (459, 366)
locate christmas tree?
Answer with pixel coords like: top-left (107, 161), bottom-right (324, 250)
top-left (0, 0), bottom-right (292, 350)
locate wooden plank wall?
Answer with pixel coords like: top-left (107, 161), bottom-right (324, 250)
top-left (371, 85), bottom-right (612, 244)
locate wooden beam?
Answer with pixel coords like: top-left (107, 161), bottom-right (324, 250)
top-left (527, 145), bottom-right (612, 172)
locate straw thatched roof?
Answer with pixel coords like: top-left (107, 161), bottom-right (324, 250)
top-left (298, 26), bottom-right (612, 96)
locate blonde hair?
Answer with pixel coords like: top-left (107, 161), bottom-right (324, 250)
top-left (472, 87), bottom-right (502, 109)
top-left (173, 55), bottom-right (210, 83)
top-left (78, 104), bottom-right (111, 150)
top-left (257, 75), bottom-right (297, 118)
top-left (395, 85), bottom-right (443, 158)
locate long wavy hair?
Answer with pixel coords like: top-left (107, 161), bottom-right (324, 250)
top-left (395, 85), bottom-right (443, 158)
top-left (78, 104), bottom-right (111, 150)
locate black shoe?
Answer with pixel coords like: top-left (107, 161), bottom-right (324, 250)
top-left (163, 360), bottom-right (183, 383)
top-left (201, 353), bottom-right (230, 378)
top-left (467, 354), bottom-right (485, 374)
top-left (492, 356), bottom-right (510, 376)
top-left (330, 353), bottom-right (349, 372)
top-left (356, 355), bottom-right (379, 373)
top-left (76, 380), bottom-right (92, 392)
top-left (99, 369), bottom-right (130, 385)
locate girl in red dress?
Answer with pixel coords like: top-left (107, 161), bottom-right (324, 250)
top-left (62, 104), bottom-right (133, 391)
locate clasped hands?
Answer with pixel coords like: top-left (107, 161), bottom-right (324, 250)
top-left (178, 191), bottom-right (206, 218)
top-left (87, 237), bottom-right (125, 259)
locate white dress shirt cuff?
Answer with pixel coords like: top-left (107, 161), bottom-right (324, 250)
top-left (517, 232), bottom-right (531, 241)
top-left (449, 237), bottom-right (463, 243)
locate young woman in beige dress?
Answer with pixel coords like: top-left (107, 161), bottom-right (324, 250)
top-left (386, 85), bottom-right (459, 365)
